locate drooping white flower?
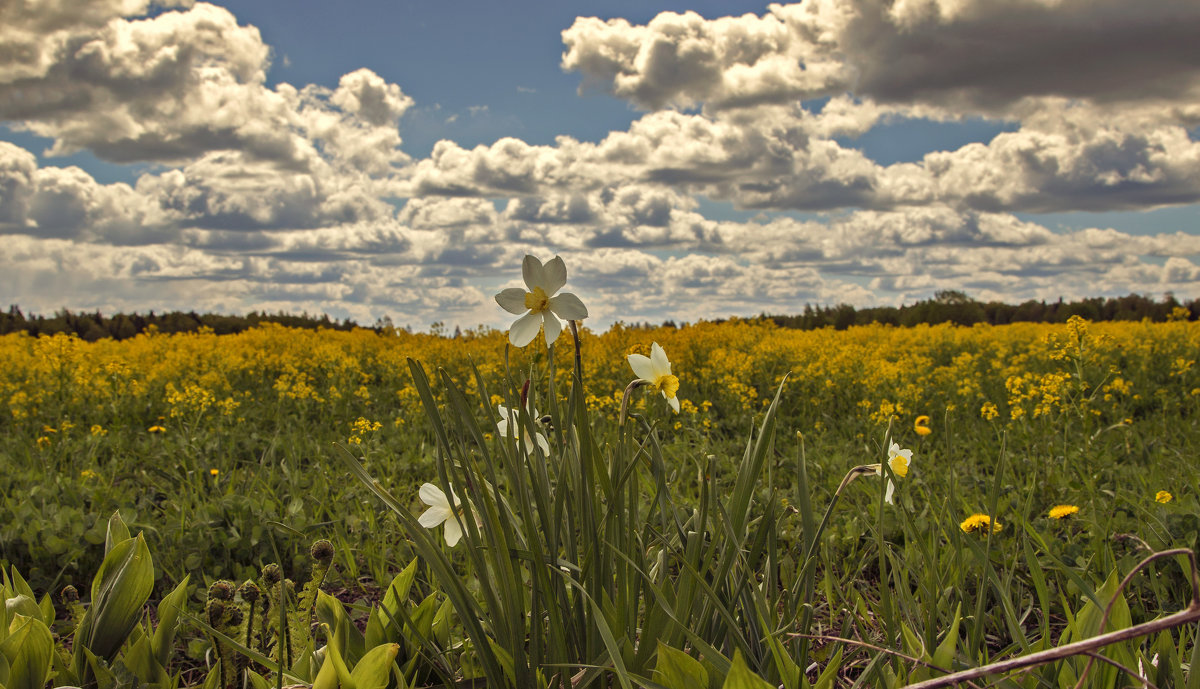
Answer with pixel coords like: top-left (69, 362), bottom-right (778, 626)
top-left (497, 405), bottom-right (551, 456)
top-left (418, 483), bottom-right (468, 547)
top-left (627, 342), bottom-right (680, 413)
top-left (495, 255), bottom-right (588, 347)
top-left (873, 443), bottom-right (913, 504)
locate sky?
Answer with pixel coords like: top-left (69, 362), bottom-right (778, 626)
top-left (2, 0), bottom-right (1200, 331)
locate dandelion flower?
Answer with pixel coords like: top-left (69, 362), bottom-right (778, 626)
top-left (418, 483), bottom-right (473, 547)
top-left (148, 425), bottom-right (166, 433)
top-left (628, 342), bottom-right (680, 413)
top-left (872, 443), bottom-right (913, 504)
top-left (495, 255), bottom-right (588, 348)
top-left (1048, 504), bottom-right (1079, 519)
top-left (497, 405), bottom-right (551, 455)
top-left (960, 513), bottom-right (1002, 534)
top-left (1155, 490), bottom-right (1173, 504)
top-left (914, 415), bottom-right (931, 436)
top-left (209, 468), bottom-right (220, 477)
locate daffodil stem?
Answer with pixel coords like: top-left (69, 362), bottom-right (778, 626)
top-left (618, 379), bottom-right (648, 428)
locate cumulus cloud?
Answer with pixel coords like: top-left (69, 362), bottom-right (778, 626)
top-left (563, 0), bottom-right (1200, 117)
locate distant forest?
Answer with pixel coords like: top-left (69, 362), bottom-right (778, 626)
top-left (0, 291), bottom-right (1196, 341)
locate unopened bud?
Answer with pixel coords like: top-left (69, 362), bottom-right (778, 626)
top-left (310, 539), bottom-right (335, 563)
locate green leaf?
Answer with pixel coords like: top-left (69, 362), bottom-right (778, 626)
top-left (722, 649), bottom-right (773, 689)
top-left (812, 647), bottom-right (843, 689)
top-left (74, 532), bottom-right (155, 677)
top-left (932, 603), bottom-right (962, 672)
top-left (312, 623), bottom-right (356, 689)
top-left (0, 614), bottom-right (54, 689)
top-left (104, 511), bottom-right (131, 556)
top-left (653, 641), bottom-right (709, 689)
top-left (349, 643), bottom-right (400, 689)
top-left (150, 573), bottom-right (190, 674)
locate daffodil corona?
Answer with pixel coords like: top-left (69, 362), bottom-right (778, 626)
top-left (495, 255), bottom-right (588, 348)
top-left (872, 443), bottom-right (913, 504)
top-left (628, 342), bottom-right (680, 413)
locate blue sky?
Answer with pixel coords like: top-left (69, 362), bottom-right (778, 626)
top-left (2, 0), bottom-right (1199, 329)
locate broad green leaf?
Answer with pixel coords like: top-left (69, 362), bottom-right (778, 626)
top-left (653, 641), bottom-right (709, 689)
top-left (74, 532), bottom-right (155, 677)
top-left (5, 595), bottom-right (40, 622)
top-left (349, 642), bottom-right (400, 689)
top-left (312, 623), bottom-right (356, 689)
top-left (0, 615), bottom-right (54, 689)
top-left (104, 511), bottom-right (131, 556)
top-left (722, 649), bottom-right (773, 689)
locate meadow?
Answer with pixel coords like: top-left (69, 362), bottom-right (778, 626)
top-left (1, 293), bottom-right (1198, 688)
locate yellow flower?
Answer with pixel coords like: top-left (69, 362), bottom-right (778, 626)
top-left (914, 415), bottom-right (931, 436)
top-left (1155, 490), bottom-right (1173, 504)
top-left (36, 436), bottom-right (51, 449)
top-left (960, 513), bottom-right (1002, 534)
top-left (980, 402), bottom-right (999, 420)
top-left (869, 443), bottom-right (913, 504)
top-left (1048, 504), bottom-right (1079, 519)
top-left (209, 468), bottom-right (220, 477)
top-left (148, 425), bottom-right (166, 433)
top-left (42, 425), bottom-right (57, 434)
top-left (80, 469), bottom-right (98, 479)
top-left (90, 424), bottom-right (108, 437)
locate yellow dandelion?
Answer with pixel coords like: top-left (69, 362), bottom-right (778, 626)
top-left (914, 415), bottom-right (931, 436)
top-left (1048, 504), bottom-right (1079, 519)
top-left (960, 513), bottom-right (1002, 534)
top-left (148, 425), bottom-right (166, 433)
top-left (209, 468), bottom-right (220, 477)
top-left (1155, 490), bottom-right (1173, 504)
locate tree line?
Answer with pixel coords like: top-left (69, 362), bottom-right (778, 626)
top-left (765, 291), bottom-right (1196, 330)
top-left (1, 292), bottom-right (1194, 341)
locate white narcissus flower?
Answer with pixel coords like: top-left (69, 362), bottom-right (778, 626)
top-left (495, 255), bottom-right (588, 348)
top-left (418, 483), bottom-right (470, 547)
top-left (628, 342), bottom-right (680, 413)
top-left (497, 405), bottom-right (551, 456)
top-left (874, 443), bottom-right (913, 504)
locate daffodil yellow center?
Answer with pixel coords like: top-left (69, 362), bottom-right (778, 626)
top-left (524, 286), bottom-right (550, 313)
top-left (654, 374), bottom-right (679, 399)
top-left (889, 454), bottom-right (909, 478)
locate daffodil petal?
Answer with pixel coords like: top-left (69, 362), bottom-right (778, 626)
top-left (419, 483), bottom-right (448, 508)
top-left (885, 479), bottom-right (896, 504)
top-left (549, 292), bottom-right (588, 320)
top-left (522, 255), bottom-right (545, 292)
top-left (650, 342), bottom-right (671, 375)
top-left (443, 517), bottom-right (464, 547)
top-left (627, 353), bottom-right (655, 380)
top-left (509, 311), bottom-right (543, 347)
top-left (419, 505), bottom-right (450, 528)
top-left (496, 288), bottom-right (528, 315)
top-left (542, 313), bottom-right (562, 346)
top-left (667, 394), bottom-right (680, 413)
top-left (542, 255), bottom-right (567, 295)
top-left (535, 432), bottom-right (550, 456)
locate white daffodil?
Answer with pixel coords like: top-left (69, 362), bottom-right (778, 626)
top-left (628, 342), bottom-right (680, 413)
top-left (497, 405), bottom-right (551, 456)
top-left (495, 255), bottom-right (588, 348)
top-left (873, 443), bottom-right (913, 504)
top-left (418, 483), bottom-right (470, 547)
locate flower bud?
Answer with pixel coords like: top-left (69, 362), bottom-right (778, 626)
top-left (261, 563), bottom-right (283, 586)
top-left (237, 580), bottom-right (261, 604)
top-left (208, 580), bottom-right (235, 601)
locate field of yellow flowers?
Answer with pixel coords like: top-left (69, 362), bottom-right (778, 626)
top-left (1, 316), bottom-right (1197, 584)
